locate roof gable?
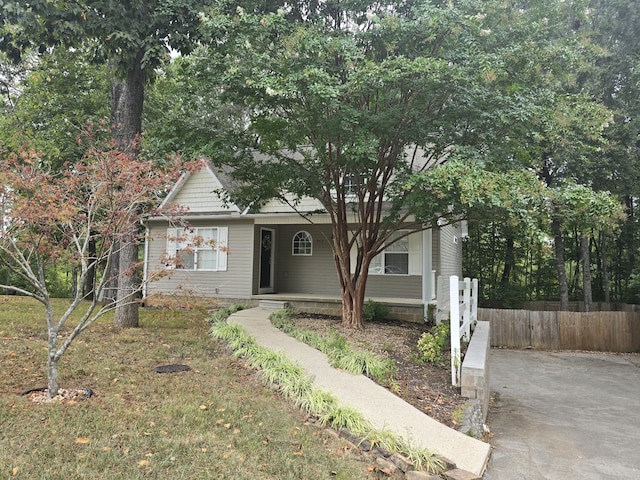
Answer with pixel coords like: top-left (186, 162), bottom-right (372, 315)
top-left (160, 161), bottom-right (241, 214)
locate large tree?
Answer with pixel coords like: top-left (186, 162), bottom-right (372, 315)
top-left (198, 0), bottom-right (567, 328)
top-left (1, 0), bottom-right (211, 327)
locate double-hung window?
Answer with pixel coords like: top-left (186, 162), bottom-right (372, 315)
top-left (369, 232), bottom-right (409, 275)
top-left (166, 227), bottom-right (228, 271)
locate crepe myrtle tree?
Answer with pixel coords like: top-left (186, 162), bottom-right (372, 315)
top-left (202, 0), bottom-right (574, 328)
top-left (0, 131), bottom-right (189, 398)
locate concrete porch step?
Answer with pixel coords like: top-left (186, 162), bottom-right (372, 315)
top-left (258, 300), bottom-right (290, 310)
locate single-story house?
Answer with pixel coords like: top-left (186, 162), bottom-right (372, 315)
top-left (142, 160), bottom-right (463, 322)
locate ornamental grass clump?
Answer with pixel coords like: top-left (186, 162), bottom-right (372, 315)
top-left (270, 311), bottom-right (396, 384)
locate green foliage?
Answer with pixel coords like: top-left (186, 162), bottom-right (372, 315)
top-left (363, 300), bottom-right (389, 323)
top-left (318, 405), bottom-right (368, 432)
top-left (1, 0), bottom-right (208, 73)
top-left (416, 323), bottom-right (450, 364)
top-left (485, 283), bottom-right (529, 309)
top-left (0, 46), bottom-right (110, 170)
top-left (44, 265), bottom-right (73, 298)
top-left (270, 312), bottom-right (396, 385)
top-left (208, 303), bottom-right (249, 324)
top-left (364, 430), bottom-right (446, 474)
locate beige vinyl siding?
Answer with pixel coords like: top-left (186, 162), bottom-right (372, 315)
top-left (146, 219), bottom-right (254, 299)
top-left (171, 168), bottom-right (234, 213)
top-left (433, 223), bottom-right (462, 279)
top-left (362, 275), bottom-right (422, 299)
top-left (273, 224), bottom-right (340, 295)
top-left (259, 194), bottom-right (324, 214)
top-left (273, 224), bottom-right (422, 299)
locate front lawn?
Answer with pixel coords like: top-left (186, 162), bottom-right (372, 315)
top-left (0, 296), bottom-right (384, 479)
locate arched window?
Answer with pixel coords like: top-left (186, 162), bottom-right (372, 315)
top-left (292, 231), bottom-right (313, 256)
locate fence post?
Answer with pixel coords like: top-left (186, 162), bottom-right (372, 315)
top-left (450, 275), bottom-right (460, 386)
top-left (463, 277), bottom-right (471, 341)
top-left (471, 278), bottom-right (478, 323)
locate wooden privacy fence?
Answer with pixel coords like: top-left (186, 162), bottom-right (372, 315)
top-left (479, 308), bottom-right (640, 352)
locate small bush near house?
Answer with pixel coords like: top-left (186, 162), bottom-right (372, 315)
top-left (363, 300), bottom-right (389, 323)
top-left (416, 322), bottom-right (450, 364)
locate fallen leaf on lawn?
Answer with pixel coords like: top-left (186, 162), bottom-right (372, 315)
top-left (75, 437), bottom-right (90, 444)
top-left (138, 460), bottom-right (150, 467)
top-left (293, 451), bottom-right (304, 456)
top-left (233, 428), bottom-right (241, 434)
top-left (224, 423), bottom-right (232, 429)
top-left (199, 405), bottom-right (208, 410)
top-left (12, 467), bottom-right (19, 476)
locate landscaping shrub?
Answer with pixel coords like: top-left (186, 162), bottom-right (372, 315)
top-left (416, 322), bottom-right (450, 364)
top-left (363, 299), bottom-right (389, 323)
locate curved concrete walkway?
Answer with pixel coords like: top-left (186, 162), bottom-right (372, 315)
top-left (484, 349), bottom-right (640, 480)
top-left (228, 307), bottom-right (490, 476)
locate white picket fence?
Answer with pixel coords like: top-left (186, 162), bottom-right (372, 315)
top-left (448, 276), bottom-right (478, 386)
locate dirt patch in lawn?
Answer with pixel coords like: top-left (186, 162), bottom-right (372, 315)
top-left (291, 314), bottom-right (467, 429)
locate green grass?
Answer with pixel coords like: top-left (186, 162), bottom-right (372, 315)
top-left (0, 296), bottom-right (388, 479)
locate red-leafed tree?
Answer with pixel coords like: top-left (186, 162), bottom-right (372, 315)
top-left (0, 131), bottom-right (186, 399)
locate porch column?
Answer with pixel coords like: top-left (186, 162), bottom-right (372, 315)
top-left (422, 228), bottom-right (433, 319)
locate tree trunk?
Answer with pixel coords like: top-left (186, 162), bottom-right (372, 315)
top-left (102, 242), bottom-right (119, 306)
top-left (500, 235), bottom-right (514, 284)
top-left (111, 55), bottom-right (145, 328)
top-left (581, 234), bottom-right (592, 312)
top-left (114, 233), bottom-right (140, 328)
top-left (552, 216), bottom-right (569, 310)
top-left (71, 264), bottom-right (78, 298)
top-left (46, 300), bottom-right (60, 398)
top-left (47, 355), bottom-right (59, 400)
top-left (601, 233), bottom-right (611, 304)
top-left (83, 237), bottom-right (96, 300)
top-left (332, 226), bottom-right (368, 329)
top-left (111, 59), bottom-right (144, 151)
top-left (339, 272), bottom-right (367, 330)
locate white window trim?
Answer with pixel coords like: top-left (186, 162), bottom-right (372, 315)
top-left (350, 230), bottom-right (423, 276)
top-left (292, 230), bottom-right (313, 256)
top-left (165, 226), bottom-right (228, 272)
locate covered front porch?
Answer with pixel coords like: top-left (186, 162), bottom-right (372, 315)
top-left (252, 292), bottom-right (430, 323)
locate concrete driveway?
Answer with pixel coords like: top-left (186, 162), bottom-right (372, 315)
top-left (484, 349), bottom-right (640, 480)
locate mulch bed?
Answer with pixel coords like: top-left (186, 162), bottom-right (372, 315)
top-left (291, 314), bottom-right (467, 428)
top-left (21, 387), bottom-right (94, 405)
